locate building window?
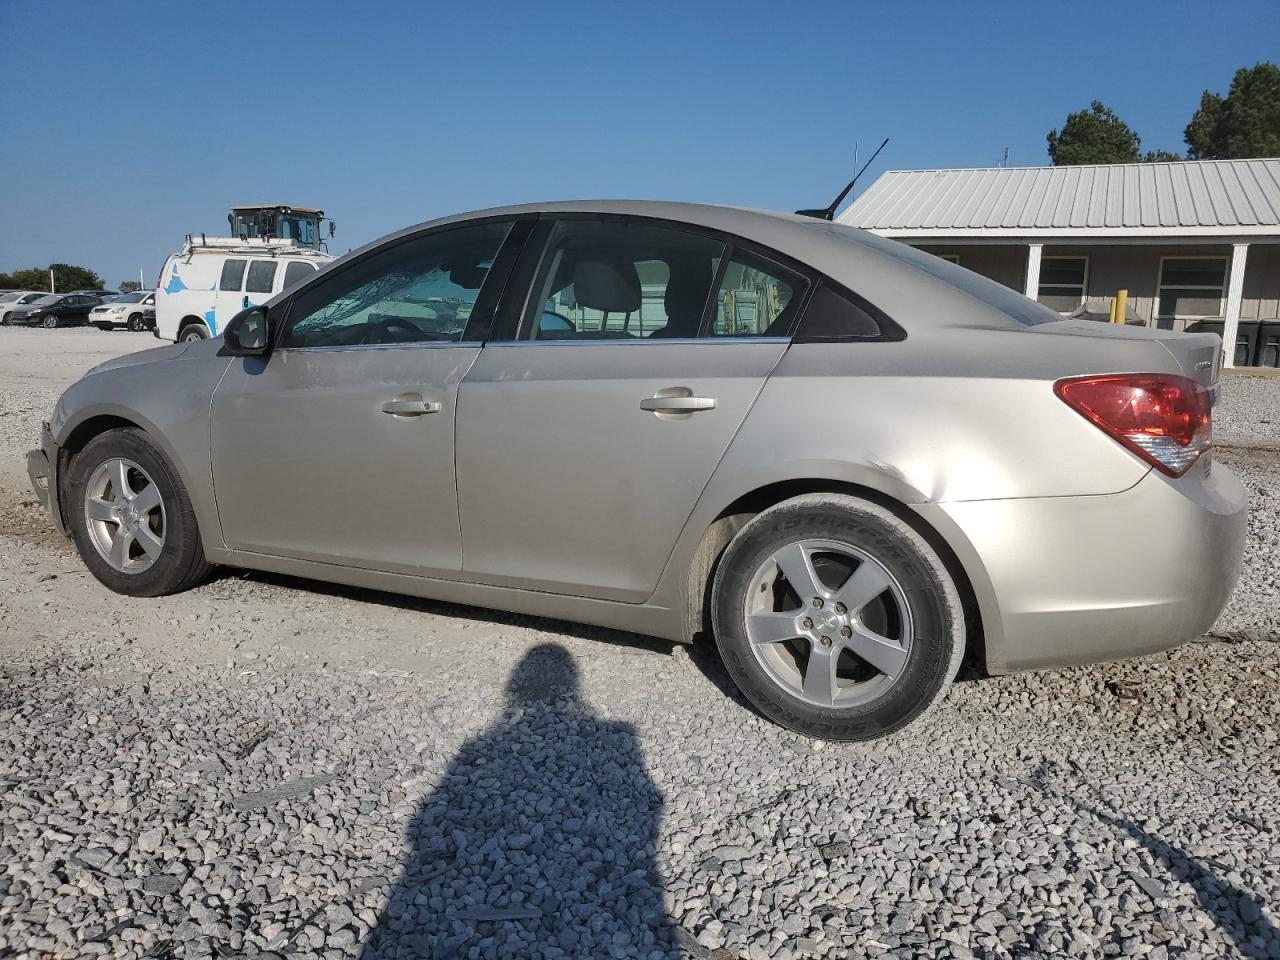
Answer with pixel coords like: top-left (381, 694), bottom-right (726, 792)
top-left (1037, 256), bottom-right (1087, 313)
top-left (1157, 257), bottom-right (1228, 319)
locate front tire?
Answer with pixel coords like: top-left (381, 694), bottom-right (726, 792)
top-left (711, 494), bottom-right (964, 740)
top-left (42, 315), bottom-right (58, 329)
top-left (66, 428), bottom-right (212, 597)
top-left (127, 314), bottom-right (145, 332)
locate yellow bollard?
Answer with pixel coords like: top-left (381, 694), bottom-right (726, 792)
top-left (1114, 288), bottom-right (1128, 324)
top-left (1108, 297), bottom-right (1117, 324)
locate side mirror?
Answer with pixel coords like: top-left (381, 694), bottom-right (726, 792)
top-left (223, 307), bottom-right (271, 355)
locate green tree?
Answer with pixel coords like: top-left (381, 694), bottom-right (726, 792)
top-left (1142, 149), bottom-right (1184, 163)
top-left (1185, 62), bottom-right (1280, 159)
top-left (0, 263), bottom-right (104, 293)
top-left (1047, 101), bottom-right (1142, 165)
top-left (118, 280), bottom-right (142, 294)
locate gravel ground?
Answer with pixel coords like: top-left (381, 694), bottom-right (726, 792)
top-left (1216, 373), bottom-right (1280, 451)
top-left (1, 328), bottom-right (1278, 960)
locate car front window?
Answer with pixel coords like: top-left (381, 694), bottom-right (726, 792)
top-left (282, 221), bottom-right (512, 349)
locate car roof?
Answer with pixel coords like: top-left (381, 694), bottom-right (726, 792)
top-left (348, 200), bottom-right (1044, 331)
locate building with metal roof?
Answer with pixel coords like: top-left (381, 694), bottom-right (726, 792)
top-left (839, 159), bottom-right (1280, 367)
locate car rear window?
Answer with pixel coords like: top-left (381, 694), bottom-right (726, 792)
top-left (220, 259), bottom-right (247, 291)
top-left (283, 260), bottom-right (316, 290)
top-left (246, 260), bottom-right (278, 294)
top-left (794, 283), bottom-right (888, 340)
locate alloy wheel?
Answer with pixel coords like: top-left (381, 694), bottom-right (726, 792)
top-left (83, 458), bottom-right (166, 573)
top-left (743, 538), bottom-right (913, 708)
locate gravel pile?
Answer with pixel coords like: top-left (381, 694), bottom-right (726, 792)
top-left (1, 330), bottom-right (1277, 960)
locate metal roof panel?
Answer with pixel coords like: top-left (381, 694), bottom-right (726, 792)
top-left (839, 158), bottom-right (1280, 234)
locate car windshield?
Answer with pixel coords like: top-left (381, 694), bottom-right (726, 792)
top-left (115, 292), bottom-right (147, 303)
top-left (30, 295), bottom-right (61, 306)
top-left (0, 293), bottom-right (20, 303)
top-left (21, 293), bottom-right (45, 303)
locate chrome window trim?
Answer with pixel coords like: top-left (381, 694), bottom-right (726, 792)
top-left (483, 337), bottom-right (791, 347)
top-left (278, 340), bottom-right (483, 354)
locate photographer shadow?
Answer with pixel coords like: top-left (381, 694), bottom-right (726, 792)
top-left (360, 643), bottom-right (680, 959)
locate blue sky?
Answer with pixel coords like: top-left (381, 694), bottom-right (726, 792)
top-left (1, 0), bottom-right (1277, 288)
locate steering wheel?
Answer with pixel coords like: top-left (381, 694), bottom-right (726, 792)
top-left (367, 316), bottom-right (422, 344)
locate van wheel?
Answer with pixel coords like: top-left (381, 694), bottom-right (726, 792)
top-left (127, 314), bottom-right (145, 332)
top-left (711, 494), bottom-right (964, 740)
top-left (179, 323), bottom-right (209, 342)
top-left (67, 428), bottom-right (211, 596)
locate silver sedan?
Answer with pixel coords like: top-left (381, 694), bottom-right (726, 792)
top-left (27, 201), bottom-right (1247, 739)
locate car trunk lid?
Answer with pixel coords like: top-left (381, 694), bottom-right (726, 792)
top-left (1029, 319), bottom-right (1222, 400)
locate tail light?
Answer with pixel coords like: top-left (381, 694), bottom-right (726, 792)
top-left (1054, 373), bottom-right (1211, 478)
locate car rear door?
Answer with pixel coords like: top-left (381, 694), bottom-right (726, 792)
top-left (66, 296), bottom-right (89, 322)
top-left (209, 218), bottom-right (525, 576)
top-left (454, 215), bottom-right (810, 602)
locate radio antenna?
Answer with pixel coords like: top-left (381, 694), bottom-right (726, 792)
top-left (796, 137), bottom-right (889, 220)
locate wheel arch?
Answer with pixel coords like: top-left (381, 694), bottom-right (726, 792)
top-left (178, 315), bottom-right (208, 336)
top-left (678, 476), bottom-right (998, 677)
top-left (55, 409), bottom-right (204, 542)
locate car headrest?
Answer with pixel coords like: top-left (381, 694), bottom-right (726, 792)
top-left (662, 258), bottom-right (713, 334)
top-left (572, 259), bottom-right (641, 313)
top-left (449, 263), bottom-right (489, 290)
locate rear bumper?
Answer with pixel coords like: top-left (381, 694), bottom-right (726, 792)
top-left (921, 459), bottom-right (1248, 674)
top-left (26, 422), bottom-right (67, 537)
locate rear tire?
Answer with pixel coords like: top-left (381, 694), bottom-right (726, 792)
top-left (711, 494), bottom-right (964, 740)
top-left (179, 323), bottom-right (209, 342)
top-left (66, 428), bottom-right (212, 597)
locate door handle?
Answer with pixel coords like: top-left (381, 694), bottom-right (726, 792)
top-left (381, 399), bottom-right (442, 417)
top-left (640, 395), bottom-right (717, 412)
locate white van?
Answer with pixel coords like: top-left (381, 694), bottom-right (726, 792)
top-left (154, 238), bottom-right (333, 342)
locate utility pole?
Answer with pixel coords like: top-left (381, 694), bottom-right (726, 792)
top-left (1001, 147), bottom-right (1009, 168)
top-left (49, 268), bottom-right (55, 293)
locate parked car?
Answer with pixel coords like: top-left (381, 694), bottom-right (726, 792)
top-left (5, 292), bottom-right (110, 328)
top-left (26, 201), bottom-right (1247, 740)
top-left (0, 291), bottom-right (51, 324)
top-left (90, 290), bottom-right (156, 332)
top-left (155, 239), bottom-right (331, 341)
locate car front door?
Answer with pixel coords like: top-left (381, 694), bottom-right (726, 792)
top-left (243, 259), bottom-right (278, 312)
top-left (454, 216), bottom-right (811, 602)
top-left (209, 218), bottom-right (522, 576)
